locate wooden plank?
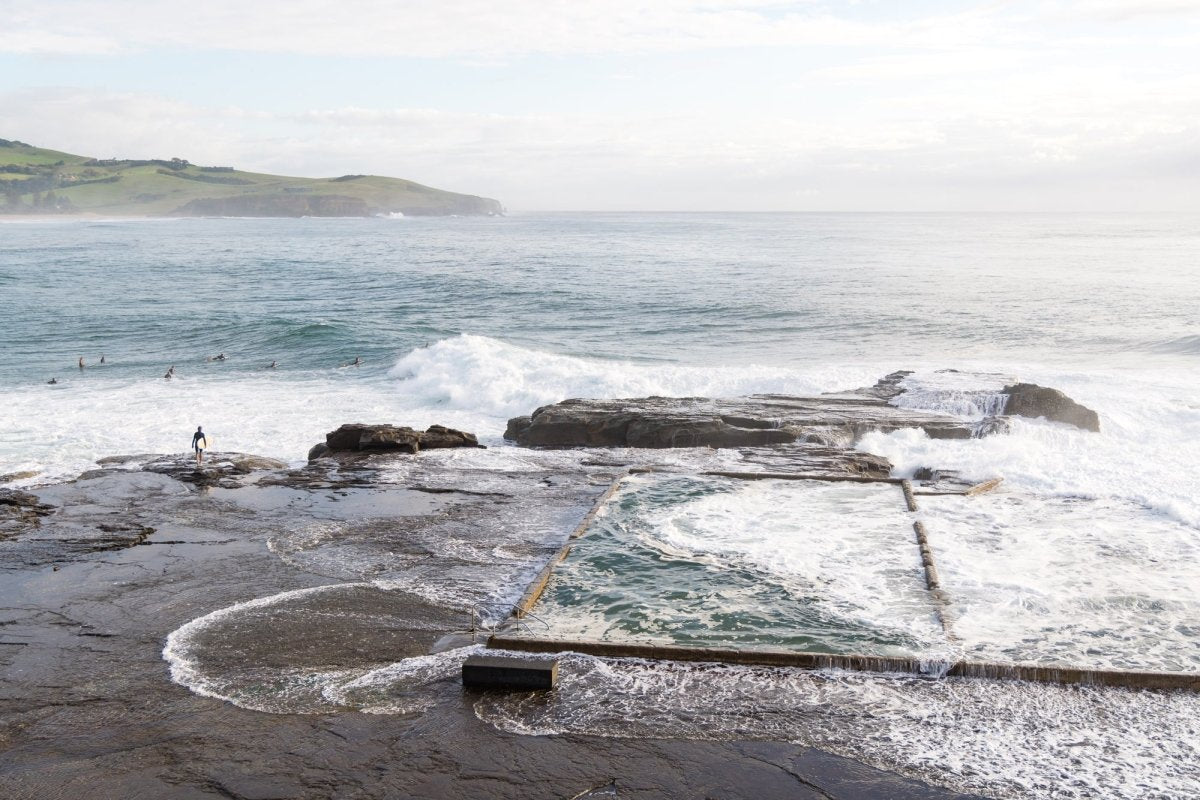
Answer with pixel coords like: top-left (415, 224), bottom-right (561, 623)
top-left (965, 477), bottom-right (1004, 496)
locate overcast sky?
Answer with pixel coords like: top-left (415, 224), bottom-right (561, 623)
top-left (2, 1), bottom-right (1198, 211)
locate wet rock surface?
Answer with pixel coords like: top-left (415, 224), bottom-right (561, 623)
top-left (0, 445), bottom-right (983, 799)
top-left (506, 372), bottom-right (1101, 453)
top-left (1002, 383), bottom-right (1101, 432)
top-left (505, 373), bottom-right (978, 451)
top-left (310, 423), bottom-right (482, 462)
top-left (0, 489), bottom-right (56, 537)
top-left (81, 452), bottom-right (290, 488)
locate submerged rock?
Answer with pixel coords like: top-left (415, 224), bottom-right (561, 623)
top-left (0, 469), bottom-right (41, 485)
top-left (1001, 383), bottom-right (1101, 432)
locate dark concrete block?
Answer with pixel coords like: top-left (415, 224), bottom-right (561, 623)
top-left (462, 654), bottom-right (559, 691)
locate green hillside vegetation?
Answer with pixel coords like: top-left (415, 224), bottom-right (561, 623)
top-left (0, 139), bottom-right (503, 217)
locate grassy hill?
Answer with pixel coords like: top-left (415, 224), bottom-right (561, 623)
top-left (0, 139), bottom-right (503, 217)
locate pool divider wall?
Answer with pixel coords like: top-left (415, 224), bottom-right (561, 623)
top-left (692, 470), bottom-right (904, 484)
top-left (486, 635), bottom-right (1200, 692)
top-left (900, 480), bottom-right (958, 640)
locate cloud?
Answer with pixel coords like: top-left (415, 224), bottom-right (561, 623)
top-left (3, 3), bottom-right (1197, 210)
top-left (1, 1), bottom-right (892, 57)
top-left (3, 86), bottom-right (1196, 211)
top-left (1062, 0), bottom-right (1200, 22)
top-left (0, 1), bottom-right (1085, 59)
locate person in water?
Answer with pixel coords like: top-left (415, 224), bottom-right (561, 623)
top-left (191, 426), bottom-right (207, 466)
top-left (78, 357), bottom-right (85, 369)
top-left (100, 355), bottom-right (106, 364)
top-left (164, 365), bottom-right (175, 379)
top-left (267, 360), bottom-right (277, 369)
top-left (47, 378), bottom-right (57, 385)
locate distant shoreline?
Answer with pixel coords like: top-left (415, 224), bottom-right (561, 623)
top-left (1, 139), bottom-right (503, 217)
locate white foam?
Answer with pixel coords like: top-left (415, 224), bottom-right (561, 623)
top-left (890, 370), bottom-right (1013, 419)
top-left (919, 492), bottom-right (1200, 671)
top-left (162, 583), bottom-right (364, 712)
top-left (0, 335), bottom-right (889, 487)
top-left (386, 334), bottom-right (884, 421)
top-left (475, 654), bottom-right (1200, 800)
top-left (323, 647), bottom-right (471, 715)
top-left (860, 367), bottom-right (1200, 528)
top-left (163, 581), bottom-right (479, 714)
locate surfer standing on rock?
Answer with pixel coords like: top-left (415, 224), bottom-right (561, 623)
top-left (191, 426), bottom-right (207, 467)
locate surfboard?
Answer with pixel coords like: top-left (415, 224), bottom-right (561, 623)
top-left (197, 435), bottom-right (212, 451)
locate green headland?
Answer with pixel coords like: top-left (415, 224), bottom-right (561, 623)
top-left (0, 138), bottom-right (503, 217)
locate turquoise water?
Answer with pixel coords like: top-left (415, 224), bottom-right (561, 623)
top-left (526, 475), bottom-right (946, 656)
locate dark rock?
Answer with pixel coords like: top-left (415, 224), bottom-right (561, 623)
top-left (133, 452), bottom-right (288, 488)
top-left (95, 454), bottom-right (159, 467)
top-left (974, 416), bottom-right (1014, 437)
top-left (912, 467), bottom-right (965, 484)
top-left (326, 423), bottom-right (420, 454)
top-left (315, 423), bottom-right (481, 461)
top-left (0, 488), bottom-right (56, 535)
top-left (0, 488), bottom-right (55, 515)
top-left (0, 469), bottom-right (41, 484)
top-left (510, 401), bottom-right (800, 449)
top-left (419, 424), bottom-right (482, 450)
top-left (925, 426), bottom-right (972, 440)
top-left (1001, 384), bottom-right (1100, 432)
top-left (505, 415), bottom-right (533, 441)
top-left (737, 444), bottom-right (893, 478)
top-left (855, 370), bottom-right (915, 400)
top-left (506, 383), bottom-right (972, 450)
top-left (227, 454), bottom-right (290, 471)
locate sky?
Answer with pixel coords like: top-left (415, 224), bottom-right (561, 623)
top-left (2, 0), bottom-right (1198, 211)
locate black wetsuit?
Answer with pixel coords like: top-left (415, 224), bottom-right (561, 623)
top-left (192, 431), bottom-right (206, 451)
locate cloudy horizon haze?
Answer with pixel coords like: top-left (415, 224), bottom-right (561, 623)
top-left (3, 0), bottom-right (1198, 212)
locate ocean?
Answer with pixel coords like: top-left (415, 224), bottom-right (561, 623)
top-left (2, 212), bottom-right (1198, 500)
top-left (4, 212), bottom-right (1200, 798)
